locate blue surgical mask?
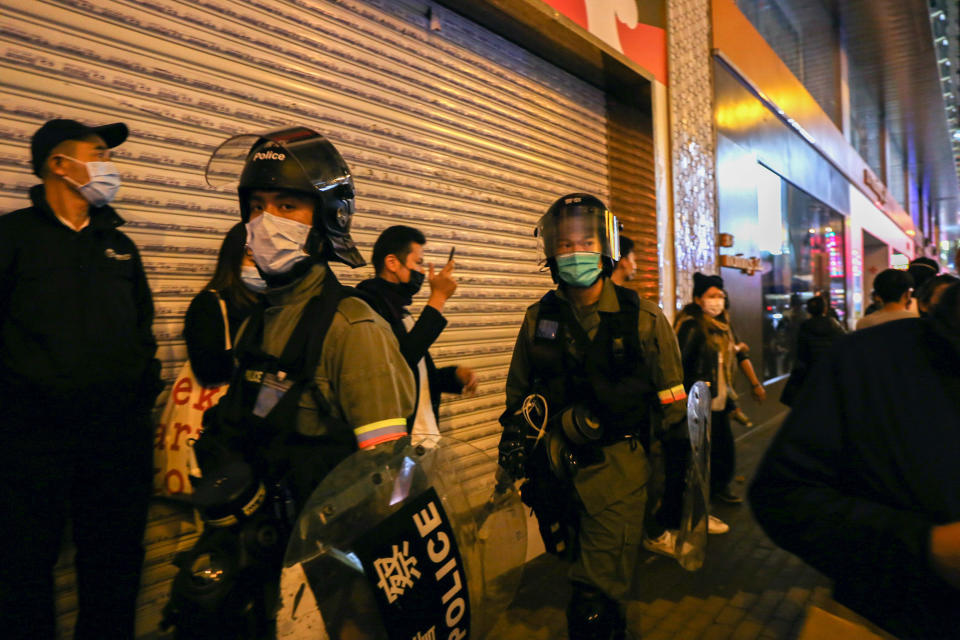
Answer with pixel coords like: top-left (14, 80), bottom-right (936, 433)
top-left (58, 155), bottom-right (121, 207)
top-left (240, 265), bottom-right (268, 293)
top-left (245, 213), bottom-right (312, 275)
top-left (556, 252), bottom-right (602, 287)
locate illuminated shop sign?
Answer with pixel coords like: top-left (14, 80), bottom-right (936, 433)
top-left (824, 227), bottom-right (843, 277)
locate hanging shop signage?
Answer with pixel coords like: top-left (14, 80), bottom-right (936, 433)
top-left (719, 254), bottom-right (762, 275)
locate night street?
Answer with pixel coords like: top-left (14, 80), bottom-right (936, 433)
top-left (490, 413), bottom-right (836, 640)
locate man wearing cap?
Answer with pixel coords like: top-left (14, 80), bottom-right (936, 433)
top-left (0, 119), bottom-right (162, 639)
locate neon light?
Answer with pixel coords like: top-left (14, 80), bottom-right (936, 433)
top-left (825, 229), bottom-right (843, 277)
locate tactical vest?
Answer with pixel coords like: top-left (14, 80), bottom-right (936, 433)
top-left (198, 270), bottom-right (362, 508)
top-left (529, 284), bottom-right (654, 449)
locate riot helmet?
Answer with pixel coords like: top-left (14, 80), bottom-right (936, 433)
top-left (535, 193), bottom-right (620, 285)
top-left (206, 127), bottom-right (364, 268)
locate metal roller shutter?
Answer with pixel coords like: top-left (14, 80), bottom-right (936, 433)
top-left (0, 0), bottom-right (656, 635)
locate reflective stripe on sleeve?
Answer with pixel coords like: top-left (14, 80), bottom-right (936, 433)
top-left (354, 418), bottom-right (407, 449)
top-left (658, 384), bottom-right (687, 405)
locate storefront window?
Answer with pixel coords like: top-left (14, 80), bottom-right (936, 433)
top-left (758, 167), bottom-right (847, 380)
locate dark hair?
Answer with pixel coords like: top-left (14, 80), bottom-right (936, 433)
top-left (907, 257), bottom-right (939, 295)
top-left (204, 223), bottom-right (258, 311)
top-left (931, 281), bottom-right (960, 331)
top-left (372, 225), bottom-right (426, 274)
top-left (917, 273), bottom-right (960, 311)
top-left (806, 296), bottom-right (826, 316)
top-left (873, 268), bottom-right (914, 304)
top-left (619, 236), bottom-right (635, 261)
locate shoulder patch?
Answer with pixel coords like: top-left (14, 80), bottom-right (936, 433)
top-left (336, 295), bottom-right (379, 324)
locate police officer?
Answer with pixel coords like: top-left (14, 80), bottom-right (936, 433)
top-left (211, 128), bottom-right (415, 459)
top-left (163, 127), bottom-right (415, 638)
top-left (497, 194), bottom-right (686, 640)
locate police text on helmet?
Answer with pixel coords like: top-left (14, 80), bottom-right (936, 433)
top-left (251, 150), bottom-right (285, 161)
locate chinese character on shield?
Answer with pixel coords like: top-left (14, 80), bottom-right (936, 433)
top-left (412, 626), bottom-right (437, 640)
top-left (374, 540), bottom-right (421, 603)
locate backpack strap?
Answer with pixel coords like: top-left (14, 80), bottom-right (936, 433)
top-left (608, 285), bottom-right (641, 367)
top-left (276, 271), bottom-right (347, 381)
top-left (206, 289), bottom-right (232, 351)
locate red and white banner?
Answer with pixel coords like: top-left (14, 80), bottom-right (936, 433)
top-left (542, 0), bottom-right (667, 84)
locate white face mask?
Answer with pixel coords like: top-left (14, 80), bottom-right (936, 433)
top-left (702, 299), bottom-right (725, 317)
top-left (245, 213), bottom-right (312, 275)
top-left (57, 155), bottom-right (121, 207)
top-left (240, 265), bottom-right (268, 293)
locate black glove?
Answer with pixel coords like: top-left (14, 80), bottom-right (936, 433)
top-left (497, 443), bottom-right (527, 480)
top-left (498, 407), bottom-right (528, 480)
top-left (498, 442), bottom-right (527, 481)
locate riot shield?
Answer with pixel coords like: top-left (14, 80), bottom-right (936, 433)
top-left (675, 381), bottom-right (711, 571)
top-left (276, 436), bottom-right (526, 640)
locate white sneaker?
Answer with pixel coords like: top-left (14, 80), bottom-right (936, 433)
top-left (643, 530), bottom-right (678, 557)
top-left (707, 514), bottom-right (730, 535)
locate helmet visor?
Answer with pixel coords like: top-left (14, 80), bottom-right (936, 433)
top-left (536, 199), bottom-right (620, 261)
top-left (205, 127), bottom-right (353, 195)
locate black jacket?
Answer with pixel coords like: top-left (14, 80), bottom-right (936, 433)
top-left (356, 278), bottom-right (461, 427)
top-left (675, 304), bottom-right (748, 395)
top-left (779, 314), bottom-right (845, 406)
top-left (750, 318), bottom-right (960, 639)
top-left (0, 185), bottom-right (160, 405)
top-left (183, 289), bottom-right (254, 387)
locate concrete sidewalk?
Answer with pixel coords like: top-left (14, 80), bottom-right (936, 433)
top-left (489, 413), bottom-right (834, 640)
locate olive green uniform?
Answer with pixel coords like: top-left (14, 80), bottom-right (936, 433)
top-left (505, 278), bottom-right (686, 598)
top-left (243, 263), bottom-right (416, 446)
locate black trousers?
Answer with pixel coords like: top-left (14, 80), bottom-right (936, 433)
top-left (710, 409), bottom-right (735, 494)
top-left (0, 388), bottom-right (152, 640)
top-left (646, 436), bottom-right (690, 537)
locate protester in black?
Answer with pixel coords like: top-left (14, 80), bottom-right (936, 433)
top-left (750, 283), bottom-right (960, 639)
top-left (779, 295), bottom-right (845, 407)
top-left (183, 223), bottom-right (262, 386)
top-left (915, 273), bottom-right (959, 317)
top-left (357, 225), bottom-right (477, 439)
top-left (0, 119), bottom-right (162, 640)
top-left (907, 256), bottom-right (939, 313)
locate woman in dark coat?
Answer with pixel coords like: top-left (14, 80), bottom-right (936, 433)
top-left (675, 273), bottom-right (751, 504)
top-left (183, 223), bottom-right (262, 386)
top-left (779, 295), bottom-right (845, 407)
